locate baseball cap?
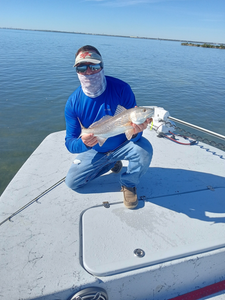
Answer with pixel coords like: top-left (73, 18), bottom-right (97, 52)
top-left (74, 51), bottom-right (103, 67)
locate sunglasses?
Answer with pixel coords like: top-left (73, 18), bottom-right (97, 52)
top-left (76, 63), bottom-right (103, 74)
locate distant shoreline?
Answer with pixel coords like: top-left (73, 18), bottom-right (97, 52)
top-left (181, 42), bottom-right (225, 49)
top-left (1, 27), bottom-right (224, 45)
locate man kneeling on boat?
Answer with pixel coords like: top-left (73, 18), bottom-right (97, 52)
top-left (64, 45), bottom-right (153, 209)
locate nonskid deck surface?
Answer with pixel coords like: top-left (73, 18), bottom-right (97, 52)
top-left (0, 129), bottom-right (225, 300)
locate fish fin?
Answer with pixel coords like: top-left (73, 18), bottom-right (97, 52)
top-left (88, 105), bottom-right (126, 128)
top-left (125, 128), bottom-right (135, 140)
top-left (97, 136), bottom-right (107, 147)
top-left (77, 117), bottom-right (86, 129)
top-left (77, 117), bottom-right (87, 138)
top-left (89, 115), bottom-right (112, 128)
top-left (114, 105), bottom-right (127, 116)
top-left (124, 121), bottom-right (132, 126)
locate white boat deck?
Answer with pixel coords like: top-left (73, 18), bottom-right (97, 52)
top-left (0, 128), bottom-right (225, 300)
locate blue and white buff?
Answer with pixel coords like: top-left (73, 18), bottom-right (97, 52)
top-left (78, 69), bottom-right (107, 98)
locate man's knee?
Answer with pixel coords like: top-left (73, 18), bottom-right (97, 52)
top-left (65, 175), bottom-right (87, 191)
top-left (135, 138), bottom-right (153, 165)
top-left (65, 164), bottom-right (87, 191)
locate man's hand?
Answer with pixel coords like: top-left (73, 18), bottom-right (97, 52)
top-left (81, 133), bottom-right (98, 147)
top-left (131, 118), bottom-right (152, 134)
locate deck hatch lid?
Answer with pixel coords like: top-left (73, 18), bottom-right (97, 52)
top-left (82, 188), bottom-right (225, 276)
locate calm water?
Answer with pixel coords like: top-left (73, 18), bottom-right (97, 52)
top-left (0, 29), bottom-right (225, 195)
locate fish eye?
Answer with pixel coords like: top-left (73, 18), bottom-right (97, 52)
top-left (143, 109), bottom-right (146, 112)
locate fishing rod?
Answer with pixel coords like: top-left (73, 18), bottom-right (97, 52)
top-left (0, 139), bottom-right (129, 226)
top-left (0, 177), bottom-right (66, 226)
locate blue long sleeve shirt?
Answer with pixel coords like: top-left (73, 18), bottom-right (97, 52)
top-left (65, 76), bottom-right (142, 154)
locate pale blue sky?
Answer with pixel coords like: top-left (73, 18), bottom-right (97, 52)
top-left (0, 0), bottom-right (224, 43)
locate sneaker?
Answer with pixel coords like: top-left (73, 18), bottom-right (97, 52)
top-left (111, 161), bottom-right (122, 174)
top-left (121, 186), bottom-right (138, 209)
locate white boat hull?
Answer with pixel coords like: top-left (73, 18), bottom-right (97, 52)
top-left (0, 126), bottom-right (225, 299)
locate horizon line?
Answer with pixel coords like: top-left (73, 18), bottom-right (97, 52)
top-left (0, 27), bottom-right (224, 45)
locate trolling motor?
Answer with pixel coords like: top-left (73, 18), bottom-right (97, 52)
top-left (151, 107), bottom-right (175, 135)
top-left (150, 107), bottom-right (197, 145)
top-left (149, 106), bottom-right (225, 148)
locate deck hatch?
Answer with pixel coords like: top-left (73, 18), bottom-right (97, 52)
top-left (82, 188), bottom-right (225, 276)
